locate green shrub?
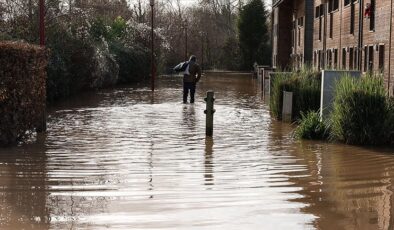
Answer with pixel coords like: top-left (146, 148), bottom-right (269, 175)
top-left (294, 111), bottom-right (328, 140)
top-left (269, 68), bottom-right (321, 121)
top-left (330, 74), bottom-right (390, 145)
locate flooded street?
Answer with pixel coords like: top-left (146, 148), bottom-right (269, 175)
top-left (2, 73), bottom-right (394, 229)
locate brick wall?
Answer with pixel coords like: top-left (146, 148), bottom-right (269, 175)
top-left (272, 2), bottom-right (293, 69)
top-left (311, 0), bottom-right (394, 94)
top-left (273, 0), bottom-right (313, 69)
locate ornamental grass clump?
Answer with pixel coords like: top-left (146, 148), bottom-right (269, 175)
top-left (330, 74), bottom-right (390, 145)
top-left (294, 111), bottom-right (329, 140)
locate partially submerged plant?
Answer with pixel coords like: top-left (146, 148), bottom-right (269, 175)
top-left (294, 111), bottom-right (329, 140)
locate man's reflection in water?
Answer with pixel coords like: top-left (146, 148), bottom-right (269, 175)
top-left (204, 137), bottom-right (214, 187)
top-left (182, 105), bottom-right (197, 131)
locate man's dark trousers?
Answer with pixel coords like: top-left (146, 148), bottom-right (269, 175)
top-left (183, 82), bottom-right (196, 103)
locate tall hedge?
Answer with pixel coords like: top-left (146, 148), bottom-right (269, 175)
top-left (0, 42), bottom-right (48, 146)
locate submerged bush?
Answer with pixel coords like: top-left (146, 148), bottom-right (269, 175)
top-left (294, 111), bottom-right (328, 140)
top-left (270, 68), bottom-right (321, 121)
top-left (46, 27), bottom-right (119, 102)
top-left (330, 74), bottom-right (390, 145)
top-left (109, 41), bottom-right (150, 84)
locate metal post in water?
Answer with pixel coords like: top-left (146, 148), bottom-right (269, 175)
top-left (204, 91), bottom-right (215, 136)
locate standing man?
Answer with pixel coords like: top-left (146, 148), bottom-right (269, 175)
top-left (183, 55), bottom-right (202, 104)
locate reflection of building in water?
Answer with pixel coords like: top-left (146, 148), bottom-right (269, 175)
top-left (288, 142), bottom-right (394, 230)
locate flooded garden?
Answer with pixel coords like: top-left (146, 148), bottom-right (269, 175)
top-left (1, 73), bottom-right (394, 229)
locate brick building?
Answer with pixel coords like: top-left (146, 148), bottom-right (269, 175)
top-left (272, 0), bottom-right (394, 94)
top-left (272, 0), bottom-right (314, 69)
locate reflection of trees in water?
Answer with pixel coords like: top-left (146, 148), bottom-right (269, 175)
top-left (0, 136), bottom-right (50, 229)
top-left (46, 194), bottom-right (111, 228)
top-left (288, 141), bottom-right (394, 230)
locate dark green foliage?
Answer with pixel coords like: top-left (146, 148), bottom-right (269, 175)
top-left (294, 111), bottom-right (329, 140)
top-left (330, 75), bottom-right (390, 145)
top-left (46, 25), bottom-right (119, 102)
top-left (238, 0), bottom-right (271, 70)
top-left (46, 16), bottom-right (151, 102)
top-left (270, 68), bottom-right (321, 121)
top-left (109, 41), bottom-right (150, 84)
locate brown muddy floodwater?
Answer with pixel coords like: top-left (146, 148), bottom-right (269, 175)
top-left (1, 73), bottom-right (394, 230)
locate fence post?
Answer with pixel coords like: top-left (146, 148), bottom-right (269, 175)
top-left (204, 91), bottom-right (215, 136)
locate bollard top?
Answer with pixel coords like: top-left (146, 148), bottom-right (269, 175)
top-left (206, 91), bottom-right (215, 96)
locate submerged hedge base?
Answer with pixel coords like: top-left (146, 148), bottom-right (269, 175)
top-left (0, 42), bottom-right (48, 146)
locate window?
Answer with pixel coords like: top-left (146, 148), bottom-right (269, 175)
top-left (318, 50), bottom-right (322, 69)
top-left (327, 50), bottom-right (332, 68)
top-left (319, 17), bottom-right (322, 40)
top-left (320, 4), bottom-right (324, 17)
top-left (350, 2), bottom-right (355, 34)
top-left (298, 17), bottom-right (304, 27)
top-left (329, 13), bottom-right (333, 38)
top-left (314, 51), bottom-right (317, 68)
top-left (379, 45), bottom-right (385, 72)
top-left (368, 45), bottom-right (374, 71)
top-left (345, 0), bottom-right (356, 6)
top-left (298, 28), bottom-right (301, 46)
top-left (292, 21), bottom-right (296, 47)
top-left (349, 47), bottom-right (354, 69)
top-left (334, 0), bottom-right (339, 11)
top-left (334, 49), bottom-right (338, 69)
top-left (329, 0), bottom-right (339, 12)
top-left (342, 48), bottom-right (347, 69)
top-left (354, 48), bottom-right (359, 70)
top-left (364, 46), bottom-right (368, 71)
top-left (369, 0), bottom-right (375, 31)
top-left (315, 6), bottom-right (320, 18)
